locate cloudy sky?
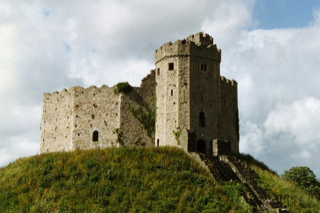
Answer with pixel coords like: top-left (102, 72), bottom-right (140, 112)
top-left (1, 0), bottom-right (320, 177)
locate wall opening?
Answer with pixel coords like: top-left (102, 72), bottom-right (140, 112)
top-left (199, 111), bottom-right (205, 127)
top-left (168, 63), bottom-right (174, 70)
top-left (93, 130), bottom-right (99, 142)
top-left (201, 64), bottom-right (207, 72)
top-left (171, 90), bottom-right (173, 96)
top-left (157, 139), bottom-right (159, 147)
top-left (157, 68), bottom-right (160, 75)
top-left (197, 139), bottom-right (206, 153)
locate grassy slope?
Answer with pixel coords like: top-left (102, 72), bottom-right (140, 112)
top-left (236, 154), bottom-right (320, 213)
top-left (1, 147), bottom-right (319, 213)
top-left (253, 166), bottom-right (320, 213)
top-left (0, 147), bottom-right (247, 213)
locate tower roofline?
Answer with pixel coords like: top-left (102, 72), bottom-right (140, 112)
top-left (155, 32), bottom-right (221, 64)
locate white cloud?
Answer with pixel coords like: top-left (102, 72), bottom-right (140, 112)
top-left (240, 121), bottom-right (265, 155)
top-left (291, 150), bottom-right (311, 160)
top-left (264, 97), bottom-right (320, 146)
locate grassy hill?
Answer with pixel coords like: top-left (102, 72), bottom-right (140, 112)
top-left (0, 147), bottom-right (319, 212)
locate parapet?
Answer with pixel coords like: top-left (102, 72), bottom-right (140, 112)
top-left (43, 85), bottom-right (113, 100)
top-left (155, 32), bottom-right (221, 63)
top-left (187, 32), bottom-right (213, 46)
top-left (221, 76), bottom-right (237, 87)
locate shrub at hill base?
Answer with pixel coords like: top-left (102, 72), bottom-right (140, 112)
top-left (0, 147), bottom-right (248, 213)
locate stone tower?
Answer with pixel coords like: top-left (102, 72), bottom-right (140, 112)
top-left (155, 32), bottom-right (239, 154)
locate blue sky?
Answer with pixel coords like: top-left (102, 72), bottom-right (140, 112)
top-left (255, 0), bottom-right (320, 29)
top-left (1, 0), bottom-right (320, 178)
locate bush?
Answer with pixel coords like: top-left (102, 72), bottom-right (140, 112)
top-left (113, 82), bottom-right (133, 94)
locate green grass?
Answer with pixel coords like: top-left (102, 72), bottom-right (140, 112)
top-left (235, 153), bottom-right (320, 212)
top-left (253, 166), bottom-right (320, 213)
top-left (0, 147), bottom-right (247, 213)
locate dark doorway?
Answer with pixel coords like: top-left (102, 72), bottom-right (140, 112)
top-left (93, 130), bottom-right (99, 142)
top-left (199, 111), bottom-right (205, 127)
top-left (197, 139), bottom-right (206, 153)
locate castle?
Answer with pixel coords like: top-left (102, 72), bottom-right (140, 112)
top-left (40, 32), bottom-right (239, 156)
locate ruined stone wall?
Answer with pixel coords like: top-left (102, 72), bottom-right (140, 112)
top-left (40, 89), bottom-right (73, 153)
top-left (219, 77), bottom-right (239, 153)
top-left (40, 85), bottom-right (121, 153)
top-left (71, 85), bottom-right (120, 150)
top-left (119, 90), bottom-right (154, 147)
top-left (137, 70), bottom-right (156, 111)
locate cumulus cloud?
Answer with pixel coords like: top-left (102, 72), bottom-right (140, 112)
top-left (228, 10), bottom-right (320, 176)
top-left (240, 121), bottom-right (265, 155)
top-left (264, 97), bottom-right (320, 146)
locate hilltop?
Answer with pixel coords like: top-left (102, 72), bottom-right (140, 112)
top-left (0, 147), bottom-right (319, 212)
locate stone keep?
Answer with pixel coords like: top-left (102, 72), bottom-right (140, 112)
top-left (155, 32), bottom-right (239, 155)
top-left (40, 32), bottom-right (239, 155)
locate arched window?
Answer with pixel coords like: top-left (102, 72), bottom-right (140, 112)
top-left (199, 112), bottom-right (205, 127)
top-left (93, 130), bottom-right (99, 142)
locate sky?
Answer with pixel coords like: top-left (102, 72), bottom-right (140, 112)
top-left (1, 0), bottom-right (320, 177)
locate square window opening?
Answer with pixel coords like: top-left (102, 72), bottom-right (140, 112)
top-left (201, 64), bottom-right (207, 72)
top-left (168, 63), bottom-right (174, 70)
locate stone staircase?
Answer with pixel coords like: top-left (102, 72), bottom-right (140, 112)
top-left (194, 152), bottom-right (288, 213)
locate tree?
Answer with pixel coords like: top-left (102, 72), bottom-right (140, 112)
top-left (282, 166), bottom-right (320, 199)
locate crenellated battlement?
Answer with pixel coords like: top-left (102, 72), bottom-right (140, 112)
top-left (187, 32), bottom-right (213, 46)
top-left (43, 85), bottom-right (114, 99)
top-left (155, 32), bottom-right (221, 63)
top-left (221, 76), bottom-right (237, 87)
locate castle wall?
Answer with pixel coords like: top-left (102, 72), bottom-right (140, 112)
top-left (137, 70), bottom-right (156, 111)
top-left (155, 58), bottom-right (166, 147)
top-left (155, 57), bottom-right (179, 146)
top-left (219, 77), bottom-right (239, 153)
top-left (40, 89), bottom-right (74, 153)
top-left (119, 90), bottom-right (154, 147)
top-left (190, 50), bottom-right (220, 146)
top-left (71, 85), bottom-right (120, 150)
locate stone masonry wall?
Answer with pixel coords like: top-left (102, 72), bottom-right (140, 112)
top-left (119, 90), bottom-right (154, 147)
top-left (189, 45), bottom-right (220, 146)
top-left (40, 85), bottom-right (121, 153)
top-left (40, 89), bottom-right (73, 153)
top-left (137, 70), bottom-right (156, 111)
top-left (219, 77), bottom-right (239, 153)
top-left (41, 81), bottom-right (156, 153)
top-left (71, 85), bottom-right (120, 150)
